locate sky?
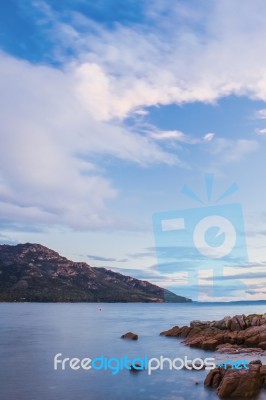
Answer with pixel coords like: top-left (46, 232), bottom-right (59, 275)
top-left (1, 0), bottom-right (266, 301)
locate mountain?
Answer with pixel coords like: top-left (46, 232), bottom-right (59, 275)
top-left (0, 243), bottom-right (191, 303)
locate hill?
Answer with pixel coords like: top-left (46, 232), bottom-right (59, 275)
top-left (0, 243), bottom-right (191, 303)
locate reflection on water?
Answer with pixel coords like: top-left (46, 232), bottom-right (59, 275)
top-left (1, 303), bottom-right (266, 400)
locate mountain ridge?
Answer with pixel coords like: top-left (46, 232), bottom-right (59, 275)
top-left (0, 243), bottom-right (191, 303)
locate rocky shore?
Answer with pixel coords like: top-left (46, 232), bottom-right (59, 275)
top-left (161, 313), bottom-right (266, 398)
top-left (160, 313), bottom-right (266, 354)
top-left (205, 360), bottom-right (266, 398)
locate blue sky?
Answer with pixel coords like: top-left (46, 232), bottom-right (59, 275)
top-left (1, 0), bottom-right (266, 300)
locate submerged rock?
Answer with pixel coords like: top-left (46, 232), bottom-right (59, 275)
top-left (121, 332), bottom-right (138, 340)
top-left (129, 363), bottom-right (144, 372)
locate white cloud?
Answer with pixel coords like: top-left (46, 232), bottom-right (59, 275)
top-left (256, 109), bottom-right (266, 119)
top-left (149, 129), bottom-right (198, 143)
top-left (210, 138), bottom-right (259, 164)
top-left (203, 133), bottom-right (215, 142)
top-left (1, 0), bottom-right (265, 231)
top-left (133, 109), bottom-right (149, 116)
top-left (149, 129), bottom-right (215, 145)
top-left (36, 0), bottom-right (266, 120)
top-left (0, 52), bottom-right (177, 230)
top-left (257, 128), bottom-right (266, 136)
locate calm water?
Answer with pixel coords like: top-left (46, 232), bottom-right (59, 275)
top-left (1, 303), bottom-right (266, 400)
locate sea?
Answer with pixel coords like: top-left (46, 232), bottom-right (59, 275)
top-left (1, 302), bottom-right (266, 400)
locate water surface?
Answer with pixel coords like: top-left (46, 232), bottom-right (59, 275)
top-left (1, 302), bottom-right (266, 400)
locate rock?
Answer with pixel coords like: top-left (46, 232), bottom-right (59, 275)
top-left (160, 326), bottom-right (180, 336)
top-left (245, 335), bottom-right (260, 347)
top-left (216, 344), bottom-right (240, 354)
top-left (179, 326), bottom-right (192, 338)
top-left (224, 316), bottom-right (232, 330)
top-left (251, 315), bottom-right (261, 326)
top-left (204, 367), bottom-right (224, 388)
top-left (205, 363), bottom-right (265, 398)
top-left (260, 365), bottom-right (266, 388)
top-left (160, 313), bottom-right (266, 354)
top-left (160, 325), bottom-right (192, 338)
top-left (225, 331), bottom-right (239, 344)
top-left (230, 317), bottom-right (241, 331)
top-left (216, 343), bottom-right (262, 354)
top-left (250, 360), bottom-right (262, 365)
top-left (130, 363), bottom-right (143, 372)
top-left (121, 332), bottom-right (138, 340)
top-left (213, 316), bottom-right (232, 330)
top-left (190, 320), bottom-right (211, 328)
top-left (218, 368), bottom-right (261, 398)
top-left (202, 339), bottom-right (219, 351)
top-left (259, 332), bottom-right (266, 342)
top-left (235, 314), bottom-right (246, 330)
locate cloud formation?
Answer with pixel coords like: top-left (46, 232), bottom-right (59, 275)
top-left (87, 254), bottom-right (127, 262)
top-left (0, 52), bottom-right (176, 230)
top-left (208, 138), bottom-right (259, 164)
top-left (34, 0), bottom-right (266, 120)
top-left (257, 128), bottom-right (266, 136)
top-left (256, 109), bottom-right (266, 119)
top-left (0, 0), bottom-right (265, 232)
